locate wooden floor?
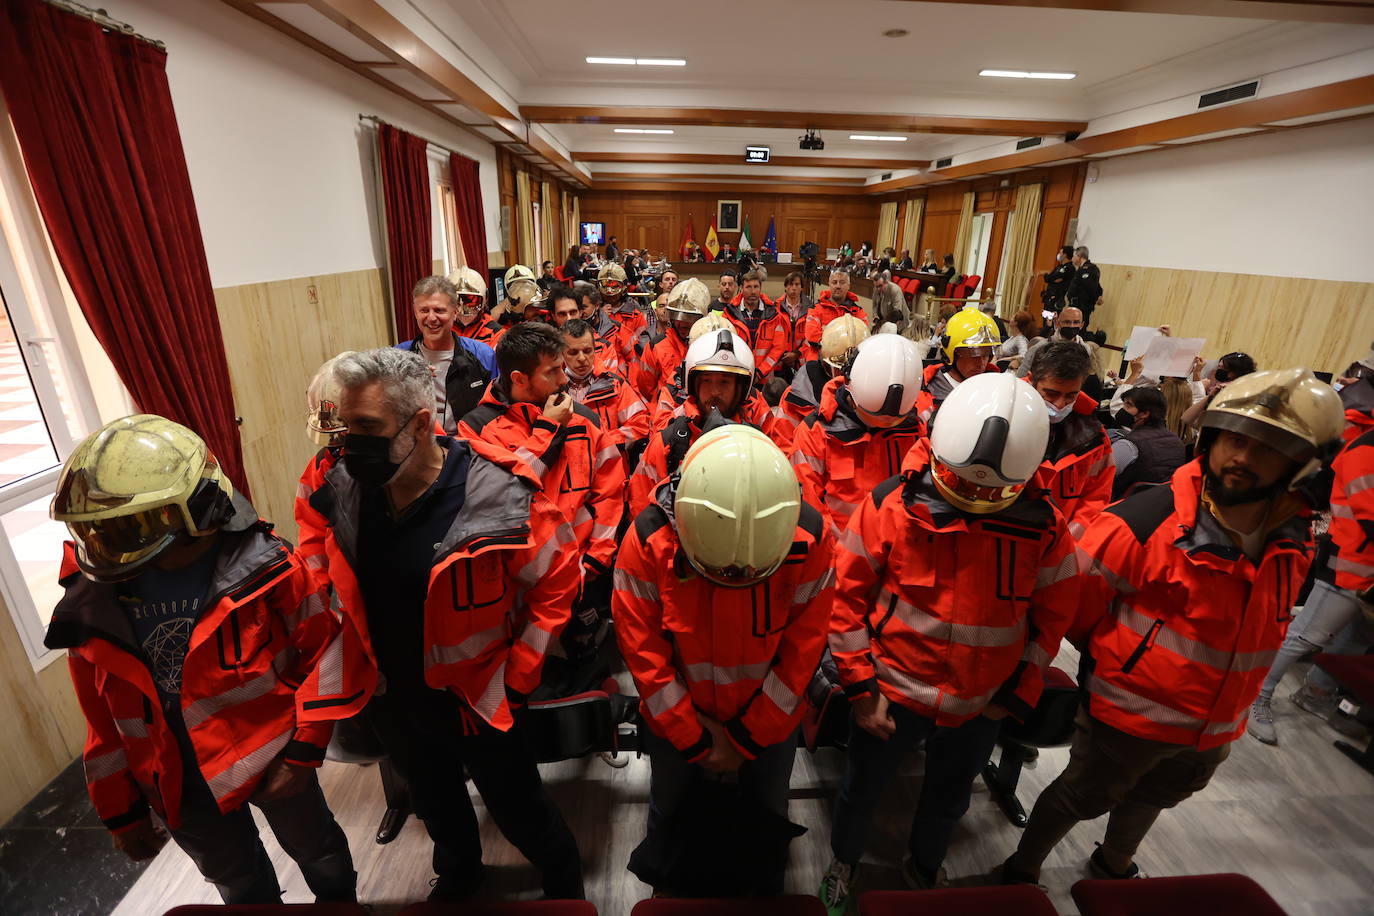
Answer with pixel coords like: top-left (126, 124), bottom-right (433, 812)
top-left (110, 653), bottom-right (1374, 916)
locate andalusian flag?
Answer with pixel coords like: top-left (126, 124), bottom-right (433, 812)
top-left (704, 219), bottom-right (720, 262)
top-left (764, 216), bottom-right (777, 255)
top-left (680, 216), bottom-right (696, 260)
top-left (739, 215), bottom-right (752, 251)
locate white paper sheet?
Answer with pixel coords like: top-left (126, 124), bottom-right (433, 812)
top-left (1141, 337), bottom-right (1206, 379)
top-left (1125, 325), bottom-right (1162, 361)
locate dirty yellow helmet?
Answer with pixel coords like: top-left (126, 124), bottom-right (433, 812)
top-left (51, 415), bottom-right (236, 582)
top-left (448, 266), bottom-right (486, 299)
top-left (598, 262), bottom-right (628, 299)
top-left (942, 304), bottom-right (1001, 363)
top-left (687, 311), bottom-right (733, 345)
top-left (675, 425), bottom-right (801, 588)
top-left (821, 315), bottom-right (870, 371)
top-left (506, 276), bottom-right (544, 311)
top-left (665, 277), bottom-right (711, 339)
top-left (503, 264), bottom-right (535, 287)
top-left (1201, 368), bottom-right (1344, 490)
top-left (306, 352), bottom-right (356, 447)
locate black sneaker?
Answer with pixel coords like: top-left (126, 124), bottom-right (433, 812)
top-left (999, 853), bottom-right (1042, 886)
top-left (1088, 845), bottom-right (1140, 879)
top-left (428, 867), bottom-right (485, 902)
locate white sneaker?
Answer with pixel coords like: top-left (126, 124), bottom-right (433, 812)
top-left (1247, 697), bottom-right (1278, 745)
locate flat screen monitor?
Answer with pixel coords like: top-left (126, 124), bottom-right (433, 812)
top-left (580, 221), bottom-right (606, 246)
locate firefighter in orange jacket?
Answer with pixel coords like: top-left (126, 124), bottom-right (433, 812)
top-left (801, 269), bottom-right (867, 360)
top-left (820, 373), bottom-right (1078, 910)
top-left (790, 333), bottom-right (925, 537)
top-left (723, 270), bottom-right (790, 380)
top-left (450, 266), bottom-right (503, 345)
top-left (615, 424), bottom-right (834, 896)
top-left (307, 347), bottom-right (583, 900)
top-left (916, 305), bottom-right (1002, 425)
top-left (561, 317), bottom-right (650, 466)
top-left (49, 415), bottom-right (364, 905)
top-left (634, 277), bottom-right (711, 402)
top-left (1027, 341), bottom-right (1115, 538)
top-left (599, 262), bottom-right (647, 368)
top-left (776, 315), bottom-right (869, 438)
top-left (629, 327), bottom-right (788, 517)
top-left (1005, 368), bottom-right (1343, 886)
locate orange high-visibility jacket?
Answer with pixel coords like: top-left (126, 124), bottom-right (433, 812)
top-left (634, 330), bottom-right (689, 402)
top-left (455, 317), bottom-right (503, 347)
top-left (1034, 390), bottom-right (1115, 539)
top-left (831, 444), bottom-right (1080, 726)
top-left (790, 378), bottom-right (924, 536)
top-left (306, 437), bottom-right (578, 730)
top-left (629, 396), bottom-right (789, 518)
top-left (48, 517), bottom-right (363, 833)
top-left (915, 362), bottom-right (1004, 426)
top-left (726, 295), bottom-right (793, 378)
top-left (1073, 460), bottom-right (1314, 749)
top-left (773, 360), bottom-right (832, 440)
top-left (575, 371), bottom-right (650, 458)
top-left (606, 303), bottom-right (647, 370)
top-left (800, 290), bottom-right (866, 361)
top-left (1326, 425), bottom-right (1374, 597)
top-left (613, 484), bottom-right (834, 761)
top-left (460, 385), bottom-right (626, 572)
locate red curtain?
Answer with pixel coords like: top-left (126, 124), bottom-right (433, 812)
top-left (0, 0), bottom-right (250, 494)
top-left (377, 123), bottom-right (431, 341)
top-left (449, 152), bottom-right (489, 283)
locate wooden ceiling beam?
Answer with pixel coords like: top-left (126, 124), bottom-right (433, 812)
top-left (889, 0), bottom-right (1374, 25)
top-left (526, 106), bottom-right (1087, 137)
top-left (590, 181), bottom-right (863, 196)
top-left (592, 172), bottom-right (866, 185)
top-left (574, 151), bottom-right (929, 169)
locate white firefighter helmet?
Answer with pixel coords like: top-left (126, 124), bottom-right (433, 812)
top-left (1201, 367), bottom-right (1344, 491)
top-left (675, 424), bottom-right (801, 588)
top-left (821, 315), bottom-right (870, 372)
top-left (51, 415), bottom-right (237, 582)
top-left (929, 372), bottom-right (1048, 514)
top-left (503, 264), bottom-right (535, 288)
top-left (684, 327), bottom-right (755, 411)
top-left (666, 277), bottom-right (712, 339)
top-left (687, 311), bottom-right (734, 345)
top-left (306, 351), bottom-right (356, 447)
top-left (449, 266), bottom-right (486, 299)
top-left (848, 334), bottom-right (923, 428)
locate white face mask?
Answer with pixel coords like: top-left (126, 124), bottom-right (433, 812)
top-left (1045, 400), bottom-right (1074, 424)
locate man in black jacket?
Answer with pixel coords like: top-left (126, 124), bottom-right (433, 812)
top-left (1040, 245), bottom-right (1075, 312)
top-left (1065, 246), bottom-right (1103, 328)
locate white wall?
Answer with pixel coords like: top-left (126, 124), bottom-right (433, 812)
top-left (99, 0), bottom-right (502, 289)
top-left (1075, 117), bottom-right (1374, 283)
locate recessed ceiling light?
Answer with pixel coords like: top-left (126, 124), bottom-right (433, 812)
top-left (586, 56), bottom-right (686, 66)
top-left (979, 69), bottom-right (1076, 80)
top-left (849, 135), bottom-right (908, 141)
top-left (614, 128), bottom-right (674, 134)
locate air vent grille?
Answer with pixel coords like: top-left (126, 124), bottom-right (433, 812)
top-left (1198, 81), bottom-right (1258, 109)
top-left (881, 172), bottom-right (892, 180)
top-left (1016, 137), bottom-right (1043, 150)
top-left (935, 156), bottom-right (953, 169)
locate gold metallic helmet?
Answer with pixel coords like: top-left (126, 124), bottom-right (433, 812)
top-left (821, 315), bottom-right (870, 372)
top-left (943, 305), bottom-right (1001, 364)
top-left (503, 264), bottom-right (535, 287)
top-left (675, 425), bottom-right (801, 588)
top-left (666, 277), bottom-right (711, 339)
top-left (687, 311), bottom-right (733, 345)
top-left (306, 351), bottom-right (357, 447)
top-left (51, 415), bottom-right (236, 582)
top-left (1201, 367), bottom-right (1344, 490)
top-left (449, 266), bottom-right (487, 322)
top-left (506, 277), bottom-right (544, 312)
top-left (598, 262), bottom-right (628, 300)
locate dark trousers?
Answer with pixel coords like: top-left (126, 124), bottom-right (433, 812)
top-left (168, 768), bottom-right (355, 904)
top-left (360, 685), bottom-right (583, 898)
top-left (831, 702), bottom-right (1001, 872)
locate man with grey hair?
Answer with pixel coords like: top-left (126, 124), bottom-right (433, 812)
top-left (574, 279), bottom-right (628, 376)
top-left (1066, 246), bottom-right (1103, 328)
top-left (304, 347), bottom-right (585, 902)
top-left (870, 270), bottom-right (908, 334)
top-left (395, 275), bottom-right (496, 434)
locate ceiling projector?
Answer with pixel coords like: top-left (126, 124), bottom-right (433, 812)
top-left (799, 129), bottom-right (824, 151)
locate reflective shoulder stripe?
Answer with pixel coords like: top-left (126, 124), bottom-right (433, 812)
top-left (284, 590), bottom-right (326, 631)
top-left (84, 748), bottom-right (129, 782)
top-left (643, 677), bottom-right (688, 717)
top-left (761, 670), bottom-right (802, 716)
top-left (595, 444), bottom-right (620, 466)
top-left (426, 624), bottom-right (508, 668)
top-left (590, 523), bottom-right (617, 542)
top-left (183, 668), bottom-right (279, 730)
top-left (1344, 473), bottom-right (1374, 497)
top-left (206, 728), bottom-right (293, 803)
top-left (514, 522), bottom-right (574, 588)
top-left (790, 450), bottom-right (824, 472)
top-left (839, 527), bottom-right (879, 572)
top-left (792, 567), bottom-right (835, 607)
top-left (1035, 550), bottom-right (1079, 590)
top-left (513, 446), bottom-right (548, 478)
top-left (1329, 503), bottom-right (1356, 520)
top-left (613, 568), bottom-right (660, 602)
top-left (1087, 552), bottom-right (1136, 596)
top-left (621, 400), bottom-right (646, 420)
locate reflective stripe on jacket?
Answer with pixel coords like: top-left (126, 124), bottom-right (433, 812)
top-left (1034, 391), bottom-right (1115, 539)
top-left (1075, 460), bottom-right (1314, 749)
top-left (48, 516), bottom-right (358, 832)
top-left (1328, 426), bottom-right (1374, 596)
top-left (613, 488), bottom-right (834, 761)
top-left (308, 437), bottom-right (578, 730)
top-left (800, 291), bottom-right (866, 361)
top-left (578, 372), bottom-right (650, 457)
top-left (725, 295), bottom-right (790, 378)
top-left (634, 331), bottom-right (688, 402)
top-left (831, 447), bottom-right (1079, 726)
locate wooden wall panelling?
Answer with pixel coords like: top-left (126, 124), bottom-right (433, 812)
top-left (215, 268), bottom-right (392, 545)
top-left (1093, 264), bottom-right (1374, 377)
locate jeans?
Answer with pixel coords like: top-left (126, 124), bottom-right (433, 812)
top-left (1258, 578), bottom-right (1373, 701)
top-left (168, 767), bottom-right (355, 904)
top-left (830, 702), bottom-right (1002, 872)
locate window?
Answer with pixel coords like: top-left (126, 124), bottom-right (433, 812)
top-left (438, 182), bottom-right (465, 274)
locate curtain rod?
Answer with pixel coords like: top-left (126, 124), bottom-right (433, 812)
top-left (358, 113), bottom-right (474, 163)
top-left (42, 0), bottom-right (166, 50)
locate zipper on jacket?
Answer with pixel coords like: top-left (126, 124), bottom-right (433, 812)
top-left (1121, 618), bottom-right (1164, 673)
top-left (870, 592), bottom-right (899, 640)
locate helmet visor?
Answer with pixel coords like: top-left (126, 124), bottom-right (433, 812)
top-left (688, 555), bottom-right (786, 589)
top-left (670, 311), bottom-right (702, 339)
top-left (931, 460), bottom-right (1026, 515)
top-left (457, 295), bottom-right (483, 320)
top-left (306, 402), bottom-right (346, 447)
top-left (67, 505), bottom-right (183, 582)
top-left (600, 279), bottom-right (625, 296)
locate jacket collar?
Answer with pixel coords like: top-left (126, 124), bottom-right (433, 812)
top-left (816, 380), bottom-right (920, 442)
top-left (1169, 461), bottom-right (1311, 568)
top-left (817, 290), bottom-right (860, 307)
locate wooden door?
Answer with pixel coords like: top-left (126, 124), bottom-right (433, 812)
top-left (782, 218), bottom-right (828, 260)
top-left (627, 216), bottom-right (670, 259)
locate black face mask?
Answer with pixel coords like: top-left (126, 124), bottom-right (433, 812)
top-left (1060, 326), bottom-right (1082, 340)
top-left (1113, 408), bottom-right (1137, 430)
top-left (343, 414), bottom-right (417, 489)
top-left (1214, 368), bottom-right (1232, 383)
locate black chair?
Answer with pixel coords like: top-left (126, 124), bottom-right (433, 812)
top-left (981, 666), bottom-right (1080, 826)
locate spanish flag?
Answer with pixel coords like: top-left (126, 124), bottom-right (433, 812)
top-left (704, 219), bottom-right (720, 262)
top-left (680, 216), bottom-right (696, 260)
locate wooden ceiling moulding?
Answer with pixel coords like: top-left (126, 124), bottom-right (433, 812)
top-left (524, 105), bottom-right (1087, 137)
top-left (573, 152), bottom-right (931, 169)
top-left (591, 181), bottom-right (862, 197)
top-left (889, 0), bottom-right (1374, 25)
top-left (592, 172), bottom-right (866, 185)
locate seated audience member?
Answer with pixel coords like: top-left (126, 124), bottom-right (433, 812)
top-left (1028, 341), bottom-right (1115, 538)
top-left (711, 271), bottom-right (739, 312)
top-left (937, 253), bottom-right (958, 289)
top-left (395, 275), bottom-right (497, 434)
top-left (615, 425), bottom-right (832, 898)
top-left (1161, 376), bottom-right (1200, 448)
top-left (546, 286), bottom-right (583, 328)
top-left (1338, 341), bottom-right (1374, 386)
top-left (538, 260), bottom-right (558, 291)
top-left (875, 247), bottom-right (895, 276)
top-left (896, 249), bottom-right (914, 270)
top-left (998, 309), bottom-right (1039, 369)
top-left (870, 270), bottom-right (909, 334)
top-left (919, 248), bottom-right (939, 272)
top-left (801, 269), bottom-right (867, 360)
top-left (778, 315), bottom-right (869, 436)
top-left (918, 305), bottom-right (1001, 424)
top-left (563, 244), bottom-right (583, 281)
top-left (858, 240), bottom-right (873, 259)
top-left (1248, 393), bottom-right (1374, 745)
top-left (1004, 370), bottom-right (1343, 888)
top-left (1019, 307), bottom-right (1101, 396)
top-left (50, 415), bottom-right (364, 906)
top-left (561, 317), bottom-right (650, 466)
top-left (1110, 386), bottom-right (1187, 499)
top-left (822, 372), bottom-right (1077, 911)
top-left (1181, 351), bottom-right (1258, 430)
top-left (840, 240), bottom-right (854, 259)
top-left (1040, 245), bottom-right (1075, 312)
top-left (1065, 246), bottom-right (1103, 327)
top-left (979, 299), bottom-right (1009, 340)
top-left (790, 334), bottom-right (925, 537)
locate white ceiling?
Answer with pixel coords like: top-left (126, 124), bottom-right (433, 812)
top-left (548, 124), bottom-right (982, 159)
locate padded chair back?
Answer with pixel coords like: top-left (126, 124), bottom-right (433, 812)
top-left (1000, 667), bottom-right (1079, 748)
top-left (632, 896), bottom-right (825, 915)
top-left (860, 886), bottom-right (1057, 914)
top-left (522, 690), bottom-right (615, 762)
top-left (165, 906), bottom-right (369, 915)
top-left (400, 903), bottom-right (599, 915)
top-left (1071, 873), bottom-right (1286, 916)
top-left (554, 266), bottom-right (569, 282)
